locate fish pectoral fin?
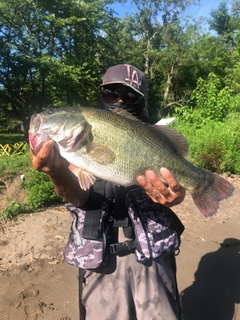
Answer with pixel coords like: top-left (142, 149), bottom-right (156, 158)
top-left (85, 142), bottom-right (115, 164)
top-left (77, 169), bottom-right (96, 191)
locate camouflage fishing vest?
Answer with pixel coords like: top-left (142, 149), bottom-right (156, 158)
top-left (64, 181), bottom-right (184, 269)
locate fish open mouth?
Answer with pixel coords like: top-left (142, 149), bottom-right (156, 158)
top-left (29, 112), bottom-right (89, 154)
top-left (28, 113), bottom-right (51, 154)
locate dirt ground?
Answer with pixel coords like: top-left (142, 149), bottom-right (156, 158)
top-left (0, 175), bottom-right (240, 320)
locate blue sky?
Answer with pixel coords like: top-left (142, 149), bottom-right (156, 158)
top-left (183, 0), bottom-right (231, 20)
top-left (111, 0), bottom-right (231, 21)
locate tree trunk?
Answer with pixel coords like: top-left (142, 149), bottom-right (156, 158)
top-left (22, 118), bottom-right (30, 143)
top-left (143, 38), bottom-right (151, 117)
top-left (163, 64), bottom-right (174, 103)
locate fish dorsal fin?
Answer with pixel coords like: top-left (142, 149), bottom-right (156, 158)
top-left (77, 169), bottom-right (96, 190)
top-left (111, 108), bottom-right (141, 122)
top-left (85, 142), bottom-right (115, 164)
top-left (149, 125), bottom-right (188, 156)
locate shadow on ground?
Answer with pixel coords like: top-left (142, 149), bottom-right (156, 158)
top-left (181, 238), bottom-right (240, 320)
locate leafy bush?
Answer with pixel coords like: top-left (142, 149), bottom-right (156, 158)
top-left (22, 169), bottom-right (62, 210)
top-left (172, 73), bottom-right (240, 174)
top-left (229, 94), bottom-right (240, 112)
top-left (2, 200), bottom-right (27, 220)
top-left (0, 151), bottom-right (63, 220)
top-left (174, 73), bottom-right (232, 127)
top-left (173, 112), bottom-right (240, 174)
top-left (192, 73), bottom-right (231, 122)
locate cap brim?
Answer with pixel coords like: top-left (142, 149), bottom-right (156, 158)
top-left (101, 81), bottom-right (144, 96)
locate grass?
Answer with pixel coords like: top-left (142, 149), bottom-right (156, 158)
top-left (0, 153), bottom-right (31, 179)
top-left (0, 134), bottom-right (62, 219)
top-left (0, 133), bottom-right (25, 145)
top-left (0, 152), bottom-right (62, 220)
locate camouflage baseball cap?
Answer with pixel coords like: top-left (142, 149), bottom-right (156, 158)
top-left (102, 64), bottom-right (146, 96)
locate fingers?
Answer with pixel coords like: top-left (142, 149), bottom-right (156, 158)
top-left (31, 140), bottom-right (55, 171)
top-left (159, 167), bottom-right (182, 193)
top-left (136, 172), bottom-right (163, 203)
top-left (137, 169), bottom-right (169, 197)
top-left (30, 140), bottom-right (54, 158)
top-left (36, 140), bottom-right (55, 158)
top-left (136, 168), bottom-right (185, 207)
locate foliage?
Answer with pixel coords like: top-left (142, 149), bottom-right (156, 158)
top-left (0, 154), bottom-right (31, 179)
top-left (0, 150), bottom-right (62, 219)
top-left (119, 0), bottom-right (197, 115)
top-left (208, 1), bottom-right (232, 38)
top-left (0, 0), bottom-right (239, 128)
top-left (0, 0), bottom-right (116, 137)
top-left (229, 94), bottom-right (240, 112)
top-left (22, 169), bottom-right (63, 211)
top-left (0, 134), bottom-right (25, 145)
top-left (0, 114), bottom-right (23, 134)
top-left (225, 49), bottom-right (240, 94)
top-left (174, 72), bottom-right (232, 127)
top-left (172, 112), bottom-right (240, 174)
top-left (192, 72), bottom-right (232, 121)
top-left (1, 0), bottom-right (240, 218)
top-left (1, 200), bottom-right (27, 220)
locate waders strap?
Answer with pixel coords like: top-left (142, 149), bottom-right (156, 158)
top-left (79, 268), bottom-right (86, 320)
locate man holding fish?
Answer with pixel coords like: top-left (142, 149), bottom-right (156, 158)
top-left (30, 64), bottom-right (232, 319)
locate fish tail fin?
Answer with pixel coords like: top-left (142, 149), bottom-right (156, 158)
top-left (191, 173), bottom-right (235, 218)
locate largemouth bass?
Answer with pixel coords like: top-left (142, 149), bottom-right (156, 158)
top-left (29, 107), bottom-right (234, 217)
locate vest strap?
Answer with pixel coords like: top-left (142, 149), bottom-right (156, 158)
top-left (110, 240), bottom-right (136, 254)
top-left (82, 209), bottom-right (101, 240)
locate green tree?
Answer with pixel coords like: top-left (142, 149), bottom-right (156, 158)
top-left (148, 21), bottom-right (200, 116)
top-left (113, 0), bottom-right (199, 117)
top-left (0, 0), bottom-right (116, 138)
top-left (192, 72), bottom-right (232, 122)
top-left (208, 1), bottom-right (238, 53)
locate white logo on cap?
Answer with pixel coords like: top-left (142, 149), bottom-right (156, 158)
top-left (124, 64), bottom-right (141, 89)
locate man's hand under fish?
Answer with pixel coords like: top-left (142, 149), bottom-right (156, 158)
top-left (136, 169), bottom-right (186, 207)
top-left (30, 140), bottom-right (185, 207)
top-left (30, 140), bottom-right (89, 207)
top-left (31, 140), bottom-right (69, 174)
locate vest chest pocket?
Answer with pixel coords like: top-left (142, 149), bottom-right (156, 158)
top-left (64, 203), bottom-right (111, 269)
